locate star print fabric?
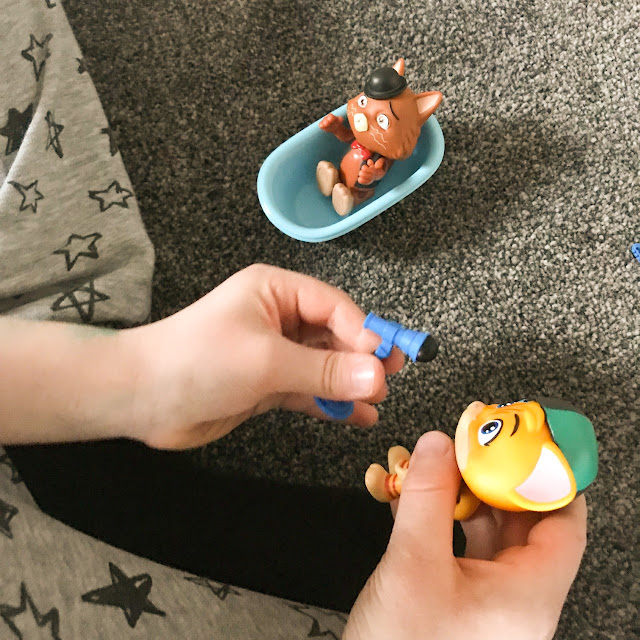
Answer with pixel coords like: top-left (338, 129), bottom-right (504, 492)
top-left (0, 448), bottom-right (347, 639)
top-left (0, 0), bottom-right (154, 326)
top-left (0, 4), bottom-right (348, 636)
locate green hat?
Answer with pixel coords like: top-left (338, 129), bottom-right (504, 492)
top-left (539, 398), bottom-right (599, 493)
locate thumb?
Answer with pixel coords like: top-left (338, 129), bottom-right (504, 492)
top-left (270, 338), bottom-right (385, 400)
top-left (389, 431), bottom-right (461, 562)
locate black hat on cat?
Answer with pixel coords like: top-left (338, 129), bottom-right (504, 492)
top-left (364, 66), bottom-right (408, 100)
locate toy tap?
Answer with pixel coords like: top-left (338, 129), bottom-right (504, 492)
top-left (314, 312), bottom-right (439, 420)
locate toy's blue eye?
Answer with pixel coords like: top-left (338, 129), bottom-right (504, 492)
top-left (478, 419), bottom-right (503, 446)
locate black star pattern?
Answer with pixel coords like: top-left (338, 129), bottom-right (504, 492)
top-left (53, 233), bottom-right (102, 271)
top-left (45, 111), bottom-right (64, 158)
top-left (81, 562), bottom-right (166, 628)
top-left (21, 34), bottom-right (53, 82)
top-left (289, 603), bottom-right (347, 639)
top-left (100, 125), bottom-right (119, 156)
top-left (88, 180), bottom-right (133, 211)
top-left (0, 104), bottom-right (34, 155)
top-left (0, 453), bottom-right (23, 484)
top-left (184, 576), bottom-right (242, 601)
top-left (9, 180), bottom-right (44, 213)
top-left (0, 583), bottom-right (61, 639)
top-left (0, 498), bottom-right (18, 539)
top-left (76, 57), bottom-right (86, 74)
top-left (51, 281), bottom-right (110, 323)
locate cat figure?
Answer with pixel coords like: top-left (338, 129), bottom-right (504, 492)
top-left (316, 58), bottom-right (442, 216)
top-left (365, 399), bottom-right (598, 520)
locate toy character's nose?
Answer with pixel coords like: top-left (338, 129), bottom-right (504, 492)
top-left (353, 113), bottom-right (369, 132)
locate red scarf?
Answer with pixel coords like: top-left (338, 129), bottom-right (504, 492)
top-left (351, 140), bottom-right (372, 161)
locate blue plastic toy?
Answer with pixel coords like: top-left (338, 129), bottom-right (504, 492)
top-left (314, 312), bottom-right (439, 419)
top-left (257, 105), bottom-right (445, 242)
top-left (632, 243), bottom-right (640, 263)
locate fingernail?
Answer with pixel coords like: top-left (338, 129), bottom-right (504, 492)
top-left (415, 431), bottom-right (451, 457)
top-left (351, 360), bottom-right (376, 396)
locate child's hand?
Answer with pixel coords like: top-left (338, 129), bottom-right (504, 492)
top-left (344, 431), bottom-right (587, 640)
top-left (126, 264), bottom-right (404, 449)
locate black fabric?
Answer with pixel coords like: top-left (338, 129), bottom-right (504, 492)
top-left (6, 440), bottom-right (466, 612)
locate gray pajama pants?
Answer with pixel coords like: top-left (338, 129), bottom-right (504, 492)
top-left (0, 447), bottom-right (347, 638)
top-left (0, 1), bottom-right (346, 637)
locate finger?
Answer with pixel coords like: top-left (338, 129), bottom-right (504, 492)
top-left (497, 510), bottom-right (544, 551)
top-left (375, 158), bottom-right (385, 169)
top-left (380, 347), bottom-right (405, 374)
top-left (389, 431), bottom-right (460, 563)
top-left (497, 495), bottom-right (587, 597)
top-left (283, 367), bottom-right (389, 405)
top-left (269, 338), bottom-right (387, 401)
top-left (367, 159), bottom-right (374, 166)
top-left (280, 393), bottom-right (379, 427)
top-left (390, 497), bottom-right (399, 519)
top-left (298, 327), bottom-right (405, 382)
top-left (297, 324), bottom-right (403, 370)
top-left (527, 495), bottom-right (587, 580)
top-left (264, 268), bottom-right (380, 353)
top-left (460, 503), bottom-right (499, 560)
top-left (259, 267), bottom-right (410, 369)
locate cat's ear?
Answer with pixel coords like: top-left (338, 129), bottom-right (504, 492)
top-left (416, 91), bottom-right (442, 123)
top-left (392, 58), bottom-right (405, 76)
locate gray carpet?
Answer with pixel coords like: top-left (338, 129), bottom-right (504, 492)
top-left (64, 1), bottom-right (638, 638)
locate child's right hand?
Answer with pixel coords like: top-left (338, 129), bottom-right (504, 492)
top-left (344, 431), bottom-right (588, 640)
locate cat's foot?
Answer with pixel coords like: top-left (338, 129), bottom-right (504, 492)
top-left (365, 464), bottom-right (396, 502)
top-left (388, 446), bottom-right (411, 477)
top-left (316, 161), bottom-right (339, 197)
top-left (365, 446), bottom-right (411, 502)
top-left (332, 183), bottom-right (355, 216)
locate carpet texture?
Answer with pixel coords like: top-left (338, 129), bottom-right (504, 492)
top-left (62, 1), bottom-right (638, 637)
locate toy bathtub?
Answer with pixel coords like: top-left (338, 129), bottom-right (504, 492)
top-left (257, 105), bottom-right (445, 242)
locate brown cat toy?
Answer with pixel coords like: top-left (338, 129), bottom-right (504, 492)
top-left (316, 58), bottom-right (442, 216)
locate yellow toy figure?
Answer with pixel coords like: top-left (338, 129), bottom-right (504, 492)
top-left (365, 399), bottom-right (598, 520)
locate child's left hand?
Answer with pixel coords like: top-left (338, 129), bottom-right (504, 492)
top-left (125, 264), bottom-right (404, 449)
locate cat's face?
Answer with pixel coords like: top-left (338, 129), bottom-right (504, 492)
top-left (455, 400), bottom-right (577, 512)
top-left (344, 59), bottom-right (442, 160)
top-left (346, 89), bottom-right (425, 160)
